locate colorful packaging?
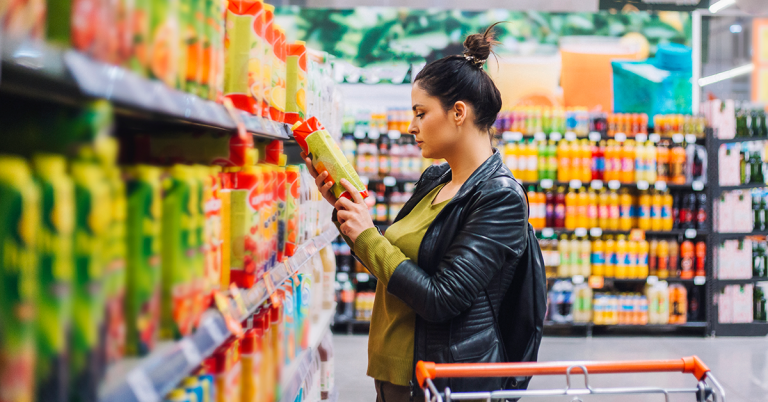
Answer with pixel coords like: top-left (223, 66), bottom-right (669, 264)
top-left (260, 4), bottom-right (275, 118)
top-left (125, 165), bottom-right (162, 356)
top-left (115, 0), bottom-right (135, 66)
top-left (70, 160), bottom-right (109, 402)
top-left (247, 0), bottom-right (265, 118)
top-left (240, 314), bottom-right (264, 402)
top-left (103, 165), bottom-right (127, 367)
top-left (276, 156), bottom-right (287, 261)
top-left (148, 0), bottom-right (180, 87)
top-left (285, 41), bottom-right (307, 125)
top-left (182, 376), bottom-right (204, 402)
top-left (4, 0), bottom-right (46, 40)
top-left (292, 117), bottom-right (368, 200)
top-left (32, 154), bottom-right (74, 402)
top-left (280, 286), bottom-right (296, 365)
top-left (284, 165), bottom-right (300, 257)
top-left (201, 166), bottom-right (222, 304)
top-left (268, 26), bottom-right (286, 122)
top-left (208, 0), bottom-right (226, 102)
top-left (161, 165), bottom-right (199, 339)
top-left (198, 374), bottom-right (215, 402)
top-left (230, 150), bottom-right (261, 288)
top-left (269, 303), bottom-right (283, 400)
top-left (130, 0), bottom-right (152, 76)
top-left (224, 0), bottom-right (261, 114)
top-left (293, 273), bottom-right (311, 351)
top-left (0, 156), bottom-right (39, 402)
top-left (183, 0), bottom-right (205, 95)
top-left (190, 165), bottom-right (207, 328)
top-left (204, 340), bottom-right (242, 402)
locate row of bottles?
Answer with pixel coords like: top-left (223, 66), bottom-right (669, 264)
top-left (550, 280), bottom-right (695, 325)
top-left (341, 133), bottom-right (438, 180)
top-left (368, 182), bottom-right (415, 224)
top-left (505, 137), bottom-right (705, 184)
top-left (735, 106), bottom-right (768, 138)
top-left (738, 142), bottom-right (767, 185)
top-left (526, 187), bottom-right (706, 232)
top-left (539, 235), bottom-right (706, 280)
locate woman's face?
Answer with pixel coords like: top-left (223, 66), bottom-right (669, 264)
top-left (408, 83), bottom-right (468, 160)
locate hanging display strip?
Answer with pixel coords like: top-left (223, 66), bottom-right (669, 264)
top-left (99, 226), bottom-right (339, 402)
top-left (1, 39), bottom-right (291, 140)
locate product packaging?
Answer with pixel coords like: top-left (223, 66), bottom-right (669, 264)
top-left (268, 27), bottom-right (286, 122)
top-left (0, 156), bottom-right (39, 402)
top-left (148, 0), bottom-right (180, 87)
top-left (230, 150), bottom-right (261, 288)
top-left (293, 117), bottom-right (368, 200)
top-left (204, 340), bottom-right (242, 402)
top-left (223, 0), bottom-right (261, 113)
top-left (260, 4), bottom-right (275, 118)
top-left (125, 165), bottom-right (162, 356)
top-left (285, 165), bottom-right (301, 257)
top-left (247, 0), bottom-right (265, 117)
top-left (285, 40), bottom-right (308, 125)
top-left (240, 314), bottom-right (265, 402)
top-left (201, 166), bottom-right (223, 305)
top-left (4, 0), bottom-right (45, 40)
top-left (276, 156), bottom-right (287, 261)
top-left (129, 0), bottom-right (152, 75)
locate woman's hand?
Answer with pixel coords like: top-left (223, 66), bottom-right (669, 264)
top-left (301, 151), bottom-right (337, 206)
top-left (335, 179), bottom-right (375, 243)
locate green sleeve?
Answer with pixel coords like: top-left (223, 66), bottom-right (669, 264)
top-left (353, 227), bottom-right (408, 285)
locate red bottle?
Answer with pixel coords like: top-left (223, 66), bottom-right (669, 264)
top-left (554, 187), bottom-right (566, 229)
top-left (545, 188), bottom-right (555, 228)
top-left (695, 241), bottom-right (706, 277)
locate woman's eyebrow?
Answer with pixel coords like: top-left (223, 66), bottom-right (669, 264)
top-left (412, 104), bottom-right (424, 111)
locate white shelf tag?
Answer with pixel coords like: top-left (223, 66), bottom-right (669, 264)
top-left (541, 179), bottom-right (554, 189)
top-left (608, 180), bottom-right (621, 190)
top-left (383, 176), bottom-right (397, 187)
top-left (649, 133), bottom-right (661, 143)
top-left (692, 181), bottom-right (705, 191)
top-left (654, 181), bottom-right (667, 191)
top-left (575, 228), bottom-right (588, 237)
top-left (388, 130), bottom-right (401, 139)
top-left (591, 180), bottom-right (604, 190)
top-left (534, 132), bottom-right (547, 141)
top-left (685, 229), bottom-right (698, 239)
top-left (635, 133), bottom-right (648, 143)
top-left (694, 276), bottom-right (707, 285)
top-left (647, 276), bottom-right (659, 285)
top-left (336, 272), bottom-right (349, 282)
top-left (353, 127), bottom-right (367, 139)
top-left (572, 275), bottom-right (585, 285)
top-left (368, 129), bottom-right (381, 140)
top-left (565, 132), bottom-right (577, 142)
top-left (542, 228), bottom-right (555, 238)
top-left (550, 132), bottom-right (563, 142)
top-left (356, 273), bottom-right (370, 282)
top-left (569, 180), bottom-right (583, 189)
top-left (589, 132), bottom-right (602, 142)
top-left (590, 227), bottom-right (603, 237)
top-left (685, 134), bottom-right (698, 144)
top-left (637, 180), bottom-right (650, 190)
top-left (672, 134), bottom-right (684, 144)
top-left (615, 133), bottom-right (627, 142)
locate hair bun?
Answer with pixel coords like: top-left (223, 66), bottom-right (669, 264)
top-left (463, 22), bottom-right (502, 67)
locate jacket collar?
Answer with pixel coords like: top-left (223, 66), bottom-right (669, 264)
top-left (432, 148), bottom-right (503, 203)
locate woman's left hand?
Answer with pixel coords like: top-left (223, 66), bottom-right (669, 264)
top-left (335, 179), bottom-right (375, 243)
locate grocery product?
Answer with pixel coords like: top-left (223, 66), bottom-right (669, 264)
top-left (285, 165), bottom-right (301, 257)
top-left (204, 340), bottom-right (241, 402)
top-left (285, 41), bottom-right (308, 125)
top-left (247, 0), bottom-right (266, 117)
top-left (240, 314), bottom-right (264, 402)
top-left (224, 0), bottom-right (261, 114)
top-left (147, 0), bottom-right (180, 87)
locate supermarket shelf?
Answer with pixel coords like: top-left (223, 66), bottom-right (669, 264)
top-left (520, 180), bottom-right (703, 191)
top-left (99, 226), bottom-right (339, 402)
top-left (309, 305), bottom-right (337, 353)
top-left (718, 182), bottom-right (768, 192)
top-left (713, 136), bottom-right (768, 145)
top-left (1, 38), bottom-right (291, 140)
top-left (713, 231), bottom-right (768, 239)
top-left (280, 348), bottom-right (314, 402)
top-left (535, 228), bottom-right (708, 237)
top-left (544, 321), bottom-right (708, 336)
top-left (713, 322), bottom-right (768, 337)
top-left (715, 278), bottom-right (768, 285)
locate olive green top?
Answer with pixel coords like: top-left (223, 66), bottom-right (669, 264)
top-left (339, 183), bottom-right (450, 386)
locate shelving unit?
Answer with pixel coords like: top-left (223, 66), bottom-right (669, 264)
top-left (99, 227), bottom-right (339, 402)
top-left (712, 136), bottom-right (768, 146)
top-left (520, 180), bottom-right (703, 191)
top-left (544, 321), bottom-right (708, 337)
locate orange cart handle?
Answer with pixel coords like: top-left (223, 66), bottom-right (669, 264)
top-left (416, 356), bottom-right (710, 388)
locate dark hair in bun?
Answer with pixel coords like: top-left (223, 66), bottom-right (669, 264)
top-left (414, 22), bottom-right (504, 133)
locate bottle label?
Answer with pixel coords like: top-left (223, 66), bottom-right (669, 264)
top-left (639, 206), bottom-right (650, 218)
top-left (651, 206), bottom-right (661, 219)
top-left (661, 205), bottom-right (671, 219)
top-left (592, 251), bottom-right (605, 265)
top-left (621, 158), bottom-right (633, 171)
top-left (620, 205), bottom-right (632, 218)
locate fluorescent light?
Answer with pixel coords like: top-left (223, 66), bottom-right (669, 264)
top-left (709, 0), bottom-right (736, 13)
top-left (698, 63), bottom-right (755, 87)
top-left (730, 24), bottom-right (743, 33)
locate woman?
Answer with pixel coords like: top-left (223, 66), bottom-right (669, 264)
top-left (304, 23), bottom-right (545, 401)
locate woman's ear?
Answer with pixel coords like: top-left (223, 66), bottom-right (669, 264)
top-left (453, 101), bottom-right (467, 126)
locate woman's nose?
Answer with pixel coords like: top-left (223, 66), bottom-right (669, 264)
top-left (407, 120), bottom-right (418, 135)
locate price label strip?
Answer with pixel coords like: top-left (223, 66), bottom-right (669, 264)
top-left (179, 338), bottom-right (202, 367)
top-left (229, 284), bottom-right (248, 319)
top-left (127, 369), bottom-right (160, 402)
top-left (214, 291), bottom-right (243, 338)
top-left (263, 272), bottom-right (282, 308)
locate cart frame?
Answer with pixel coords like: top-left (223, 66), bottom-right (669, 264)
top-left (416, 356), bottom-right (725, 402)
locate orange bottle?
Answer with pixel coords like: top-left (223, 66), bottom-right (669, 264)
top-left (570, 141), bottom-right (581, 184)
top-left (657, 239), bottom-right (669, 279)
top-left (557, 140), bottom-right (570, 182)
top-left (607, 189), bottom-right (620, 231)
top-left (695, 241), bottom-right (706, 277)
top-left (651, 190), bottom-right (663, 231)
top-left (679, 240), bottom-right (694, 279)
top-left (638, 190), bottom-right (651, 230)
top-left (620, 140), bottom-right (635, 184)
top-left (619, 189), bottom-right (633, 231)
top-left (604, 235), bottom-right (616, 278)
top-left (598, 189), bottom-right (609, 229)
top-left (670, 143), bottom-right (687, 184)
top-left (627, 239), bottom-right (638, 278)
top-left (587, 189), bottom-right (599, 228)
top-left (576, 189), bottom-right (589, 228)
top-left (580, 140), bottom-right (592, 182)
top-left (615, 235), bottom-right (628, 278)
top-left (604, 140), bottom-right (616, 182)
top-left (565, 190), bottom-right (578, 230)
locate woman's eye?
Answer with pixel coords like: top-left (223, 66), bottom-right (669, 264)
top-left (417, 113), bottom-right (425, 119)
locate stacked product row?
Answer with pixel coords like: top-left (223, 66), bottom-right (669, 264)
top-left (718, 284), bottom-right (768, 324)
top-left (539, 235), bottom-right (705, 280)
top-left (715, 238), bottom-right (768, 280)
top-left (525, 187), bottom-right (706, 232)
top-left (339, 133), bottom-right (442, 181)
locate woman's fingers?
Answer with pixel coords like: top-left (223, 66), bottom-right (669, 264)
top-left (341, 179), bottom-right (365, 204)
top-left (335, 196), bottom-right (355, 211)
top-left (301, 152), bottom-right (319, 178)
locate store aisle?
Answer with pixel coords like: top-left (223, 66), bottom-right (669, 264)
top-left (332, 335), bottom-right (768, 402)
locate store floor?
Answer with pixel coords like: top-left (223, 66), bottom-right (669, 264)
top-left (333, 335), bottom-right (768, 402)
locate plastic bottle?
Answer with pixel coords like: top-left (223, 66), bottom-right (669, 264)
top-left (619, 189), bottom-right (633, 231)
top-left (580, 236), bottom-right (592, 277)
top-left (554, 187), bottom-right (566, 228)
top-left (576, 189), bottom-right (589, 229)
top-left (656, 141), bottom-right (670, 182)
top-left (637, 190), bottom-right (651, 230)
top-left (569, 141), bottom-right (581, 183)
top-left (598, 190), bottom-right (609, 229)
top-left (669, 284), bottom-right (687, 324)
top-left (528, 140), bottom-right (539, 182)
top-left (569, 235), bottom-right (582, 277)
top-left (670, 142), bottom-right (687, 184)
top-left (581, 140), bottom-right (592, 182)
top-left (695, 241), bottom-right (706, 277)
top-left (591, 237), bottom-right (605, 276)
top-left (662, 190), bottom-right (674, 230)
top-left (615, 235), bottom-right (628, 279)
top-left (587, 189), bottom-right (599, 229)
top-left (646, 141), bottom-right (657, 183)
top-left (651, 190), bottom-right (663, 231)
top-left (538, 140), bottom-right (548, 181)
top-left (627, 239), bottom-right (639, 278)
top-left (557, 140), bottom-right (570, 182)
top-left (318, 331), bottom-right (334, 400)
top-left (638, 239), bottom-right (649, 278)
top-left (680, 240), bottom-right (694, 279)
top-left (546, 140), bottom-right (558, 180)
top-left (573, 283), bottom-right (593, 323)
top-left (668, 239), bottom-right (679, 278)
top-left (604, 236), bottom-right (616, 278)
top-left (620, 140), bottom-right (635, 184)
top-left (608, 189), bottom-right (620, 231)
top-left (604, 140), bottom-right (618, 182)
top-left (504, 141), bottom-right (519, 177)
top-left (558, 235), bottom-right (571, 278)
top-left (649, 239), bottom-right (659, 277)
top-left (565, 190), bottom-right (578, 230)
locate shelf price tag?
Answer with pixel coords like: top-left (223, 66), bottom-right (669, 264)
top-left (127, 369), bottom-right (160, 402)
top-left (263, 273), bottom-right (282, 308)
top-left (637, 180), bottom-right (649, 190)
top-left (635, 133), bottom-right (648, 143)
top-left (572, 275), bottom-right (585, 285)
top-left (649, 133), bottom-right (661, 143)
top-left (368, 129), bottom-right (381, 140)
top-left (589, 132), bottom-right (602, 142)
top-left (591, 180), bottom-right (603, 190)
top-left (629, 229), bottom-right (646, 241)
top-left (575, 228), bottom-right (588, 237)
top-left (590, 227), bottom-right (603, 237)
top-left (646, 276), bottom-right (659, 285)
top-left (534, 132), bottom-right (547, 141)
top-left (550, 132), bottom-right (563, 142)
top-left (388, 130), bottom-right (401, 139)
top-left (589, 276), bottom-right (605, 289)
top-left (541, 228), bottom-right (555, 238)
top-left (654, 181), bottom-right (667, 191)
top-left (672, 134), bottom-right (684, 144)
top-left (692, 181), bottom-right (705, 191)
top-left (565, 131), bottom-right (577, 142)
top-left (383, 176), bottom-right (397, 187)
top-left (608, 180), bottom-right (621, 190)
top-left (540, 179), bottom-right (554, 189)
top-left (569, 180), bottom-right (582, 189)
top-left (685, 134), bottom-right (698, 144)
top-left (615, 133), bottom-right (627, 142)
top-left (353, 127), bottom-right (367, 139)
top-left (356, 273), bottom-right (370, 282)
top-left (694, 276), bottom-right (707, 285)
top-left (214, 292), bottom-right (243, 338)
top-left (685, 229), bottom-right (698, 239)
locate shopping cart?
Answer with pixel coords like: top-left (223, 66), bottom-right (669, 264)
top-left (415, 356), bottom-right (725, 402)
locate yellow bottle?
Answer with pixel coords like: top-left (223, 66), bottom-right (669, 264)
top-left (598, 189), bottom-right (609, 229)
top-left (638, 190), bottom-right (651, 230)
top-left (528, 141), bottom-right (539, 182)
top-left (592, 237), bottom-right (605, 276)
top-left (576, 189), bottom-right (589, 229)
top-left (662, 190), bottom-right (674, 230)
top-left (565, 190), bottom-right (578, 230)
top-left (569, 235), bottom-right (581, 277)
top-left (646, 141), bottom-right (657, 183)
top-left (557, 140), bottom-right (570, 182)
top-left (638, 239), bottom-right (650, 278)
top-left (558, 234), bottom-right (570, 278)
top-left (620, 140), bottom-right (635, 184)
top-left (608, 190), bottom-right (620, 231)
top-left (579, 236), bottom-right (592, 277)
top-left (615, 235), bottom-right (628, 278)
top-left (587, 189), bottom-right (599, 228)
top-left (619, 189), bottom-right (633, 231)
top-left (627, 239), bottom-right (638, 278)
top-left (604, 235), bottom-right (616, 278)
top-left (651, 190), bottom-right (663, 231)
top-left (580, 139), bottom-right (592, 182)
top-left (504, 141), bottom-right (519, 177)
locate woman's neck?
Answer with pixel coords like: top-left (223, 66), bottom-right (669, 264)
top-left (444, 137), bottom-right (493, 186)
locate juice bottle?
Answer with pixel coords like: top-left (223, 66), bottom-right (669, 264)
top-left (517, 141), bottom-right (528, 181)
top-left (627, 239), bottom-right (638, 278)
top-left (695, 241), bottom-right (706, 277)
top-left (667, 239), bottom-right (679, 278)
top-left (564, 190), bottom-right (577, 230)
top-left (620, 140), bottom-right (635, 184)
top-left (638, 239), bottom-right (649, 278)
top-left (285, 165), bottom-right (301, 257)
top-left (268, 26), bottom-right (286, 122)
top-left (615, 235), bottom-right (628, 279)
top-left (276, 157), bottom-right (288, 262)
top-left (592, 237), bottom-right (605, 276)
top-left (661, 190), bottom-right (674, 230)
top-left (0, 156), bottom-right (39, 402)
top-left (645, 141), bottom-right (657, 183)
top-left (527, 140), bottom-right (539, 182)
top-left (607, 189), bottom-right (620, 231)
top-left (637, 190), bottom-right (651, 230)
top-left (571, 141), bottom-right (582, 183)
top-left (537, 190), bottom-right (547, 230)
top-left (148, 0), bottom-right (181, 87)
top-left (604, 235), bottom-right (616, 278)
top-left (526, 186), bottom-right (538, 229)
top-left (603, 140), bottom-right (616, 182)
top-left (670, 142), bottom-right (687, 184)
top-left (595, 140), bottom-right (606, 180)
top-left (269, 304), bottom-right (283, 399)
top-left (538, 140), bottom-right (547, 181)
top-left (598, 189), bottom-right (609, 229)
top-left (576, 189), bottom-right (589, 229)
top-left (260, 4), bottom-right (275, 118)
top-left (240, 315), bottom-right (264, 402)
top-left (223, 0), bottom-right (260, 113)
top-left (205, 340), bottom-right (242, 402)
top-left (545, 188), bottom-right (555, 228)
top-left (557, 140), bottom-right (570, 182)
top-left (569, 235), bottom-right (581, 277)
top-left (546, 140), bottom-right (558, 180)
top-left (618, 189), bottom-right (632, 231)
top-left (557, 235), bottom-right (570, 278)
top-left (504, 141), bottom-right (519, 177)
top-left (580, 236), bottom-right (592, 277)
top-left (292, 117), bottom-right (368, 200)
top-left (587, 189), bottom-right (598, 228)
top-left (634, 141), bottom-right (645, 182)
top-left (650, 190), bottom-right (663, 231)
top-left (580, 140), bottom-right (592, 182)
top-left (656, 141), bottom-right (670, 182)
top-left (554, 187), bottom-right (566, 228)
top-left (649, 238), bottom-right (659, 277)
top-left (680, 240), bottom-right (694, 279)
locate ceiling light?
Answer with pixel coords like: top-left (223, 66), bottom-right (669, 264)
top-left (730, 24), bottom-right (743, 33)
top-left (709, 0), bottom-right (736, 13)
top-left (698, 63), bottom-right (755, 87)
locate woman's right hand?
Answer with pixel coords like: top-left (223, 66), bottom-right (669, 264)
top-left (301, 152), bottom-right (337, 206)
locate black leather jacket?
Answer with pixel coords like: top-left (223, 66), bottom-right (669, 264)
top-left (383, 150), bottom-right (536, 397)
